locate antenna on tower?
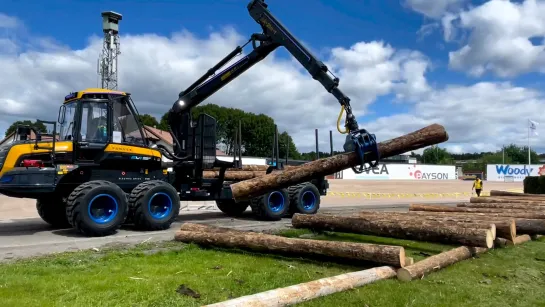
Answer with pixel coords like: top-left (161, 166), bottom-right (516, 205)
top-left (98, 11), bottom-right (122, 90)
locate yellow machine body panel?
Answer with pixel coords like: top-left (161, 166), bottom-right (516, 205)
top-left (0, 141), bottom-right (73, 178)
top-left (104, 144), bottom-right (162, 158)
top-left (64, 88), bottom-right (128, 104)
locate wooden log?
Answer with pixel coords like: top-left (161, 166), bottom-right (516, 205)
top-left (494, 237), bottom-right (512, 247)
top-left (229, 124), bottom-right (449, 201)
top-left (410, 204), bottom-right (539, 215)
top-left (457, 202), bottom-right (545, 211)
top-left (490, 190), bottom-right (545, 198)
top-left (396, 246), bottom-right (488, 282)
top-left (179, 222), bottom-right (243, 233)
top-left (402, 209), bottom-right (545, 220)
top-left (203, 266), bottom-right (397, 307)
top-left (173, 230), bottom-right (406, 267)
top-left (470, 197), bottom-right (545, 205)
top-left (512, 235), bottom-right (532, 245)
top-left (354, 211), bottom-right (517, 241)
top-left (208, 165), bottom-right (298, 172)
top-left (291, 213), bottom-right (493, 248)
top-left (203, 170), bottom-right (266, 180)
top-left (405, 257), bottom-right (414, 266)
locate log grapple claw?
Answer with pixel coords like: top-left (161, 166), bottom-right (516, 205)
top-left (343, 129), bottom-right (380, 174)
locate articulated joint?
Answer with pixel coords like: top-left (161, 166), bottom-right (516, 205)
top-left (343, 128), bottom-right (380, 174)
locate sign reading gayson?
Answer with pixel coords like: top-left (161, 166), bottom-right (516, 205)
top-left (341, 163), bottom-right (456, 180)
top-left (486, 164), bottom-right (545, 182)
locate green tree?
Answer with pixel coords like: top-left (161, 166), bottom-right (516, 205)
top-left (278, 131), bottom-right (301, 160)
top-left (138, 114), bottom-right (159, 127)
top-left (5, 120), bottom-right (47, 137)
top-left (421, 145), bottom-right (453, 164)
top-left (502, 143), bottom-right (539, 164)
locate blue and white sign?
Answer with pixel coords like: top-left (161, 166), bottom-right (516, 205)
top-left (486, 164), bottom-right (543, 181)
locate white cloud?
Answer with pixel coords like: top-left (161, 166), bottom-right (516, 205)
top-left (0, 10), bottom-right (544, 157)
top-left (407, 0), bottom-right (545, 78)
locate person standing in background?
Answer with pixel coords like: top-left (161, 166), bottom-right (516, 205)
top-left (472, 176), bottom-right (483, 197)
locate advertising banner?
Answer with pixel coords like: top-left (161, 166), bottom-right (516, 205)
top-left (486, 164), bottom-right (545, 181)
top-left (342, 164), bottom-right (456, 180)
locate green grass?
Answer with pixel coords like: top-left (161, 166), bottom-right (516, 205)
top-left (1, 232), bottom-right (545, 307)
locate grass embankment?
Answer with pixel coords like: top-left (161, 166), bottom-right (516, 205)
top-left (0, 231), bottom-right (544, 307)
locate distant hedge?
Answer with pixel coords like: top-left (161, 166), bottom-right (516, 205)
top-left (523, 176), bottom-right (545, 194)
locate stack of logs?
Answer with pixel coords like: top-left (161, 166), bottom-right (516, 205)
top-left (202, 165), bottom-right (297, 180)
top-left (173, 190), bottom-right (544, 284)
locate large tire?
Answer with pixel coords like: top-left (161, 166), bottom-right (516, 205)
top-left (36, 196), bottom-right (70, 228)
top-left (288, 182), bottom-right (321, 215)
top-left (128, 180), bottom-right (180, 231)
top-left (250, 189), bottom-right (290, 221)
top-left (66, 180), bottom-right (129, 237)
top-left (216, 199), bottom-right (250, 217)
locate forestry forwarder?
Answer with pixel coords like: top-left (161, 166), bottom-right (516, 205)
top-left (0, 0), bottom-right (380, 237)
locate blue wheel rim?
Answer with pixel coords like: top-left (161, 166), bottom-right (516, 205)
top-left (301, 191), bottom-right (316, 210)
top-left (148, 192), bottom-right (173, 219)
top-left (267, 191), bottom-right (285, 212)
top-left (88, 194), bottom-right (118, 224)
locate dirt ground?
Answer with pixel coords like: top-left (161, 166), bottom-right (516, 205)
top-left (0, 179), bottom-right (523, 220)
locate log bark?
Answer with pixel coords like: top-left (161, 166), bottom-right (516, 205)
top-left (230, 124), bottom-right (449, 201)
top-left (410, 204), bottom-right (540, 215)
top-left (179, 222), bottom-right (243, 233)
top-left (494, 237), bottom-right (512, 247)
top-left (173, 230), bottom-right (406, 267)
top-left (457, 202), bottom-right (545, 211)
top-left (291, 213), bottom-right (493, 248)
top-left (203, 266), bottom-right (397, 307)
top-left (490, 190), bottom-right (545, 198)
top-left (203, 170), bottom-right (266, 180)
top-left (396, 246), bottom-right (488, 282)
top-left (470, 197), bottom-right (545, 205)
top-left (402, 209), bottom-right (545, 220)
top-left (354, 211), bottom-right (517, 241)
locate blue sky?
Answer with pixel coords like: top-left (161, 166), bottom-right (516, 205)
top-left (1, 0), bottom-right (544, 154)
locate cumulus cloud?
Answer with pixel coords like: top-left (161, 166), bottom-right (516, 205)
top-left (0, 10), bottom-right (543, 155)
top-left (407, 0), bottom-right (545, 78)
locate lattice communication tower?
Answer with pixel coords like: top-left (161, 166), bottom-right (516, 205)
top-left (98, 11), bottom-right (122, 90)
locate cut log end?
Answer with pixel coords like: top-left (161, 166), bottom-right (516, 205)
top-left (485, 229), bottom-right (494, 249)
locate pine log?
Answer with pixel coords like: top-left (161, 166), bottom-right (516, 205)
top-left (490, 190), bottom-right (545, 198)
top-left (354, 211), bottom-right (517, 241)
top-left (291, 213), bottom-right (493, 248)
top-left (203, 170), bottom-right (266, 180)
top-left (489, 196), bottom-right (545, 203)
top-left (173, 230), bottom-right (406, 267)
top-left (457, 202), bottom-right (545, 211)
top-left (470, 197), bottom-right (545, 205)
top-left (402, 209), bottom-right (545, 220)
top-left (203, 266), bottom-right (397, 307)
top-left (410, 204), bottom-right (540, 215)
top-left (405, 257), bottom-right (415, 266)
top-left (494, 237), bottom-right (512, 247)
top-left (179, 222), bottom-right (243, 233)
top-left (397, 246), bottom-right (489, 282)
top-left (229, 124), bottom-right (449, 201)
top-left (512, 235), bottom-right (532, 245)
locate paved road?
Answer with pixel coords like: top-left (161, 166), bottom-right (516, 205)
top-left (0, 200), bottom-right (458, 262)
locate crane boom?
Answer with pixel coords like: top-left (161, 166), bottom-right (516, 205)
top-left (167, 0), bottom-right (379, 173)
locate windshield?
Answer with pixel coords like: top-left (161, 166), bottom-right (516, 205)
top-left (111, 97), bottom-right (145, 145)
top-left (80, 101), bottom-right (109, 143)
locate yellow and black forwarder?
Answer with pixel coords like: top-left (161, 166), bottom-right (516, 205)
top-left (0, 0), bottom-right (379, 237)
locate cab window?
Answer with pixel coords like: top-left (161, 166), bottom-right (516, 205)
top-left (60, 102), bottom-right (77, 141)
top-left (80, 102), bottom-right (109, 143)
top-left (112, 100), bottom-right (145, 145)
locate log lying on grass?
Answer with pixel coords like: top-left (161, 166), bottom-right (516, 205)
top-left (355, 211), bottom-right (515, 241)
top-left (204, 266), bottom-right (397, 307)
top-left (396, 246), bottom-right (488, 282)
top-left (174, 228), bottom-right (406, 267)
top-left (409, 204), bottom-right (545, 218)
top-left (457, 202), bottom-right (545, 210)
top-left (230, 124), bottom-right (449, 201)
top-left (209, 165), bottom-right (297, 172)
top-left (490, 190), bottom-right (545, 198)
top-left (391, 210), bottom-right (545, 235)
top-left (203, 170), bottom-right (266, 180)
top-left (291, 213), bottom-right (494, 248)
top-left (470, 197), bottom-right (545, 205)
top-left (495, 235), bottom-right (532, 246)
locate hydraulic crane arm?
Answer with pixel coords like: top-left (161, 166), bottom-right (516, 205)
top-left (167, 0), bottom-right (379, 173)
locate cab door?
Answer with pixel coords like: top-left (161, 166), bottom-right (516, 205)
top-left (74, 100), bottom-right (111, 164)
